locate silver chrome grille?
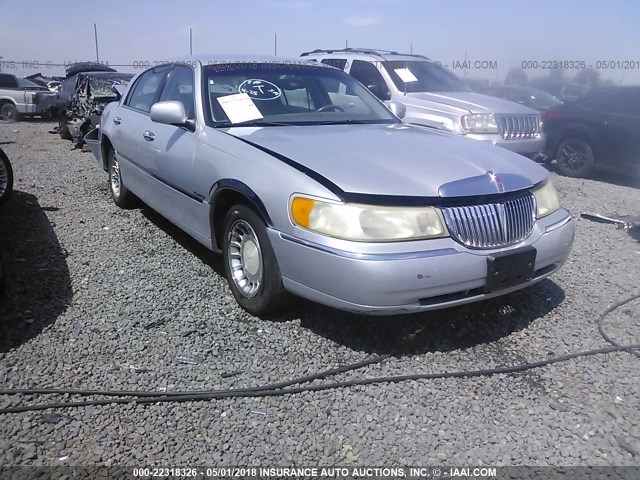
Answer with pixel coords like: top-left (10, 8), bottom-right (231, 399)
top-left (497, 115), bottom-right (540, 140)
top-left (442, 195), bottom-right (536, 249)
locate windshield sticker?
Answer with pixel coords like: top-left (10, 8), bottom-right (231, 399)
top-left (238, 79), bottom-right (282, 100)
top-left (217, 93), bottom-right (264, 124)
top-left (394, 68), bottom-right (418, 83)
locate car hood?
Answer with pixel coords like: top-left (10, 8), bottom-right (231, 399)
top-left (226, 123), bottom-right (548, 198)
top-left (404, 91), bottom-right (540, 115)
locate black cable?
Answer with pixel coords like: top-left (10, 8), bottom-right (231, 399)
top-left (0, 353), bottom-right (390, 398)
top-left (0, 294), bottom-right (638, 414)
top-left (597, 293), bottom-right (640, 360)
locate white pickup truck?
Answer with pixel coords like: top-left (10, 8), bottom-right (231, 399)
top-left (0, 72), bottom-right (52, 121)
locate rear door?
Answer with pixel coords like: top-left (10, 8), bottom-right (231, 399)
top-left (593, 90), bottom-right (640, 172)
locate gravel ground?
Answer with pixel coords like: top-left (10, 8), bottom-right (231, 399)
top-left (0, 120), bottom-right (638, 467)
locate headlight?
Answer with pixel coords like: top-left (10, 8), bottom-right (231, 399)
top-left (461, 113), bottom-right (499, 134)
top-left (290, 197), bottom-right (447, 241)
top-left (533, 181), bottom-right (561, 218)
top-left (537, 115), bottom-right (544, 131)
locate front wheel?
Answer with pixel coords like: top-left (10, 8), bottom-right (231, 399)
top-left (107, 148), bottom-right (136, 208)
top-left (222, 204), bottom-right (287, 316)
top-left (555, 137), bottom-right (596, 178)
top-left (0, 147), bottom-right (13, 206)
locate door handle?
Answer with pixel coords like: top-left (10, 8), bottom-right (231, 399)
top-left (143, 131), bottom-right (155, 141)
top-left (113, 117), bottom-right (122, 125)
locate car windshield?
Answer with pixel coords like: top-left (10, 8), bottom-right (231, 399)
top-left (524, 88), bottom-right (562, 108)
top-left (203, 62), bottom-right (399, 126)
top-left (382, 60), bottom-right (471, 93)
top-left (89, 76), bottom-right (133, 98)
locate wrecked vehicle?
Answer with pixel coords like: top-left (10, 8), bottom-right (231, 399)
top-left (58, 72), bottom-right (133, 148)
top-left (0, 145), bottom-right (12, 294)
top-left (0, 146), bottom-right (12, 206)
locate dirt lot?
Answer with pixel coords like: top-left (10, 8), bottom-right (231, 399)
top-left (0, 120), bottom-right (639, 467)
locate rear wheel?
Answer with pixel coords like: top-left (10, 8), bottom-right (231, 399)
top-left (107, 148), bottom-right (136, 208)
top-left (555, 137), bottom-right (595, 178)
top-left (58, 113), bottom-right (73, 140)
top-left (222, 204), bottom-right (287, 316)
top-left (0, 103), bottom-right (18, 122)
top-left (0, 148), bottom-right (13, 206)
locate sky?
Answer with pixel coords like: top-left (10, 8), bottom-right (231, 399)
top-left (1, 0), bottom-right (639, 84)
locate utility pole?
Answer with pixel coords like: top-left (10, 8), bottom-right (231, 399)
top-left (345, 38), bottom-right (348, 49)
top-left (190, 28), bottom-right (193, 55)
top-left (410, 43), bottom-right (413, 54)
top-left (274, 33), bottom-right (277, 56)
top-left (94, 23), bottom-right (100, 62)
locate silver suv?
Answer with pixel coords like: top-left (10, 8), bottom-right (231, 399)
top-left (301, 48), bottom-right (546, 159)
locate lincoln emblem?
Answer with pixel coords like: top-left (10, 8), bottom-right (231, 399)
top-left (488, 171), bottom-right (506, 193)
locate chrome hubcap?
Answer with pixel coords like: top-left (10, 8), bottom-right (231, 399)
top-left (110, 155), bottom-right (121, 198)
top-left (227, 220), bottom-right (263, 298)
top-left (0, 159), bottom-right (7, 196)
top-left (559, 141), bottom-right (587, 171)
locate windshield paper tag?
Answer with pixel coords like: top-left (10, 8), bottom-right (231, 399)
top-left (238, 79), bottom-right (282, 100)
top-left (394, 68), bottom-right (418, 83)
top-left (217, 93), bottom-right (263, 124)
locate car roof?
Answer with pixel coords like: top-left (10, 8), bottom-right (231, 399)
top-left (300, 48), bottom-right (432, 63)
top-left (78, 72), bottom-right (134, 79)
top-left (168, 54), bottom-right (315, 66)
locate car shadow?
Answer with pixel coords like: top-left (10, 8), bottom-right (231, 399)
top-left (0, 191), bottom-right (72, 352)
top-left (139, 205), bottom-right (225, 277)
top-left (544, 161), bottom-right (640, 190)
top-left (136, 204), bottom-right (567, 356)
top-left (285, 280), bottom-right (566, 356)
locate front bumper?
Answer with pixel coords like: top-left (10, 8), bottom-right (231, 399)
top-left (466, 133), bottom-right (546, 156)
top-left (269, 209), bottom-right (574, 315)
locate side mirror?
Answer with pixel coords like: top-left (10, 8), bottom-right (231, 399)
top-left (386, 101), bottom-right (406, 119)
top-left (112, 84), bottom-right (126, 100)
top-left (367, 84), bottom-right (391, 101)
top-left (150, 101), bottom-right (195, 131)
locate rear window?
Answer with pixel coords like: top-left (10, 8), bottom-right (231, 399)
top-left (0, 74), bottom-right (18, 89)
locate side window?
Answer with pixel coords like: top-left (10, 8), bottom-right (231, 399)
top-left (349, 60), bottom-right (390, 100)
top-left (159, 65), bottom-right (195, 118)
top-left (0, 74), bottom-right (18, 88)
top-left (61, 78), bottom-right (76, 94)
top-left (282, 88), bottom-right (315, 110)
top-left (125, 67), bottom-right (169, 113)
top-left (603, 92), bottom-right (640, 116)
top-left (321, 58), bottom-right (348, 71)
top-left (320, 59), bottom-right (348, 94)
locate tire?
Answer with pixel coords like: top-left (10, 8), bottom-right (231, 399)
top-left (58, 117), bottom-right (72, 140)
top-left (222, 204), bottom-right (287, 316)
top-left (0, 252), bottom-right (5, 297)
top-left (555, 137), bottom-right (596, 178)
top-left (0, 103), bottom-right (18, 122)
top-left (0, 148), bottom-right (13, 206)
top-left (107, 148), bottom-right (136, 208)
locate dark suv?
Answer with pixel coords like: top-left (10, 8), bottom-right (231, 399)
top-left (544, 86), bottom-right (640, 177)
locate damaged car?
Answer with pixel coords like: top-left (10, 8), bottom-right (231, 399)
top-left (58, 71), bottom-right (133, 148)
top-left (88, 57), bottom-right (575, 317)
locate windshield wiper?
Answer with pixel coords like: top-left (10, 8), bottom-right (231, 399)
top-left (214, 119), bottom-right (293, 128)
top-left (301, 119), bottom-right (396, 126)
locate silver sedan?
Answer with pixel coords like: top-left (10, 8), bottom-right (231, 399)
top-left (87, 55), bottom-right (574, 316)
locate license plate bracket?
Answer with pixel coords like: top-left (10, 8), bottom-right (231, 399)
top-left (485, 246), bottom-right (537, 293)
